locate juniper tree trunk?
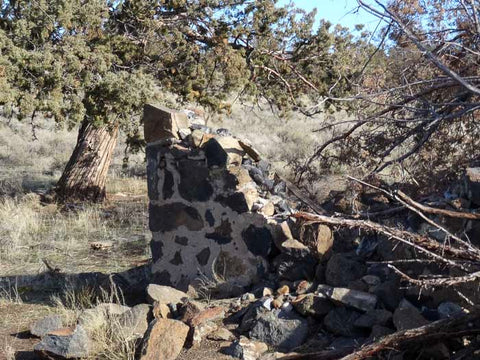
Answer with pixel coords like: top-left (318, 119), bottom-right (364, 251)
top-left (55, 120), bottom-right (119, 202)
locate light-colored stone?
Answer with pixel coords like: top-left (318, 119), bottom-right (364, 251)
top-left (277, 285), bottom-right (290, 295)
top-left (30, 315), bottom-right (62, 338)
top-left (146, 284), bottom-right (188, 305)
top-left (207, 327), bottom-right (235, 341)
top-left (153, 302), bottom-right (171, 319)
top-left (89, 241), bottom-right (113, 250)
top-left (192, 321), bottom-right (218, 346)
top-left (272, 296), bottom-right (284, 309)
top-left (259, 201), bottom-right (275, 216)
top-left (225, 336), bottom-right (269, 360)
top-left (117, 303), bottom-right (151, 340)
top-left (139, 318), bottom-right (189, 360)
top-left (315, 225), bottom-right (333, 258)
top-left (317, 284), bottom-right (377, 312)
top-left (143, 104), bottom-right (189, 143)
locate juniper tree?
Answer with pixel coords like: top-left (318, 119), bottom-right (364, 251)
top-left (0, 0), bottom-right (367, 202)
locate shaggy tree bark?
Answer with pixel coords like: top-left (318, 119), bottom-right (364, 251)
top-left (55, 120), bottom-right (119, 203)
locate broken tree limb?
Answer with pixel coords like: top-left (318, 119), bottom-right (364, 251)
top-left (291, 211), bottom-right (480, 268)
top-left (340, 306), bottom-right (480, 360)
top-left (388, 264), bottom-right (480, 287)
top-left (396, 190), bottom-right (480, 220)
top-left (347, 176), bottom-right (480, 255)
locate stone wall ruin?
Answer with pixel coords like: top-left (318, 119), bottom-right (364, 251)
top-left (145, 104), bottom-right (303, 294)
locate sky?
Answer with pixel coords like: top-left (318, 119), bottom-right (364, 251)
top-left (285, 0), bottom-right (383, 32)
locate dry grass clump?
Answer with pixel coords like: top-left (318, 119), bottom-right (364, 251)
top-left (50, 282), bottom-right (138, 360)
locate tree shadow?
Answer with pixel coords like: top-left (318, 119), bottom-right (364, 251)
top-left (0, 263), bottom-right (152, 306)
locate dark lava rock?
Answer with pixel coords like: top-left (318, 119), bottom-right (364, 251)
top-left (323, 307), bottom-right (363, 337)
top-left (34, 326), bottom-right (90, 359)
top-left (273, 253), bottom-right (317, 282)
top-left (326, 253), bottom-right (366, 287)
top-left (248, 309), bottom-right (309, 352)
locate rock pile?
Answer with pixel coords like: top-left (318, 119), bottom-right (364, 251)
top-left (27, 105), bottom-right (479, 359)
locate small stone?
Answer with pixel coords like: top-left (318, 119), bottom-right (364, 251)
top-left (30, 315), bottom-right (62, 338)
top-left (146, 284), bottom-right (188, 305)
top-left (362, 275), bottom-right (381, 286)
top-left (291, 294), bottom-right (333, 319)
top-left (178, 127), bottom-right (191, 140)
top-left (89, 241), bottom-right (113, 250)
top-left (393, 305), bottom-right (429, 331)
top-left (295, 280), bottom-right (314, 295)
top-left (259, 201), bottom-right (275, 216)
top-left (208, 327), bottom-right (235, 341)
top-left (189, 306), bottom-right (225, 327)
top-left (139, 318), bottom-right (189, 360)
top-left (241, 293), bottom-right (256, 302)
top-left (354, 309), bottom-right (392, 328)
top-left (263, 288), bottom-right (273, 297)
top-left (192, 321), bottom-right (218, 346)
top-left (437, 302), bottom-right (464, 319)
top-left (281, 302), bottom-right (293, 312)
top-left (315, 225), bottom-right (334, 259)
top-left (372, 279), bottom-right (404, 310)
top-left (224, 336), bottom-right (268, 360)
top-left (272, 296), bottom-right (284, 309)
top-left (34, 326), bottom-right (90, 359)
top-left (153, 302), bottom-right (171, 319)
top-left (261, 298), bottom-right (273, 311)
top-left (277, 285), bottom-right (290, 295)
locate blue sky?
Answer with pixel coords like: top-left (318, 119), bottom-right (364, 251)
top-left (285, 0), bottom-right (382, 32)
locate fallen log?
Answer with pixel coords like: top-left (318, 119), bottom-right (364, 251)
top-left (292, 211), bottom-right (480, 267)
top-left (396, 190), bottom-right (480, 220)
